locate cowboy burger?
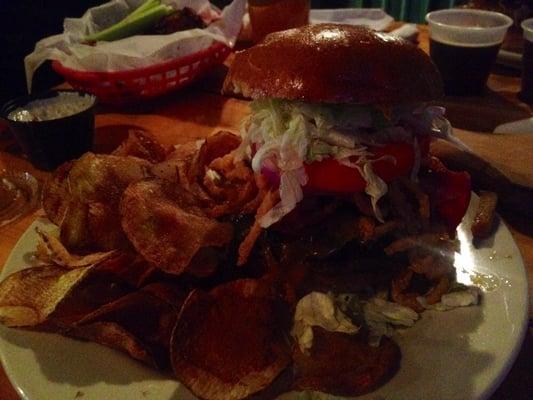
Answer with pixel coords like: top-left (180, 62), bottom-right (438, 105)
top-left (216, 25), bottom-right (479, 397)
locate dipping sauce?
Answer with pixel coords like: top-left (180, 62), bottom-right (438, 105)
top-left (2, 90), bottom-right (96, 170)
top-left (7, 92), bottom-right (95, 122)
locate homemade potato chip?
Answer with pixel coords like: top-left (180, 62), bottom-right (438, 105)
top-left (0, 265), bottom-right (130, 328)
top-left (93, 252), bottom-right (156, 288)
top-left (120, 179), bottom-right (233, 276)
top-left (112, 130), bottom-right (168, 163)
top-left (151, 141), bottom-right (202, 187)
top-left (72, 287), bottom-right (184, 368)
top-left (152, 131), bottom-right (245, 211)
top-left (59, 198), bottom-right (131, 253)
top-left (185, 247), bottom-right (221, 278)
top-left (36, 228), bottom-right (155, 288)
top-left (54, 153), bottom-right (153, 251)
top-left (86, 200), bottom-right (133, 251)
top-left (292, 327), bottom-right (400, 397)
top-left (187, 131), bottom-right (241, 183)
top-left (201, 131), bottom-right (241, 168)
top-left (69, 321), bottom-right (158, 367)
top-left (0, 266), bottom-right (91, 327)
top-left (170, 279), bottom-right (291, 400)
top-left (68, 153), bottom-right (152, 204)
top-left (59, 199), bottom-right (92, 251)
top-left (36, 227), bottom-right (116, 268)
top-left (141, 282), bottom-right (189, 309)
top-left (41, 161), bottom-right (73, 226)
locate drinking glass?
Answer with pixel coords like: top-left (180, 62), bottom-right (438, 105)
top-left (426, 9), bottom-right (513, 96)
top-left (248, 0), bottom-right (310, 43)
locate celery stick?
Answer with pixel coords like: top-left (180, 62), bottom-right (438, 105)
top-left (84, 4), bottom-right (174, 42)
top-left (123, 0), bottom-right (160, 23)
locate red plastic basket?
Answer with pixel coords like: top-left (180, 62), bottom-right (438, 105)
top-left (52, 41), bottom-right (231, 105)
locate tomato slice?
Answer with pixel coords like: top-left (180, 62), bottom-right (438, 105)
top-left (304, 142), bottom-right (418, 194)
top-left (422, 157), bottom-right (471, 231)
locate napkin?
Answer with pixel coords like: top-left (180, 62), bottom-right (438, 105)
top-left (309, 9), bottom-right (418, 40)
top-left (494, 117), bottom-right (533, 134)
top-left (24, 0), bottom-right (246, 92)
top-left (431, 129), bottom-right (533, 217)
top-left (239, 8), bottom-right (417, 44)
top-left (309, 8), bottom-right (393, 31)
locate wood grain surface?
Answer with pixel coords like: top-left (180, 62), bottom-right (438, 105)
top-left (0, 24), bottom-right (532, 400)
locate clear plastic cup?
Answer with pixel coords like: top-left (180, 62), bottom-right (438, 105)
top-left (519, 18), bottom-right (533, 103)
top-left (426, 9), bottom-right (513, 96)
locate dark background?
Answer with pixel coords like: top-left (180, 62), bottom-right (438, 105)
top-left (0, 0), bottom-right (474, 105)
top-left (0, 0), bottom-right (257, 104)
top-left (0, 0), bottom-right (250, 104)
top-left (0, 1), bottom-right (105, 105)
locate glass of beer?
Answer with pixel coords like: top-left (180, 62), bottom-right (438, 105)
top-left (519, 18), bottom-right (533, 103)
top-left (248, 0), bottom-right (310, 43)
top-left (426, 9), bottom-right (513, 96)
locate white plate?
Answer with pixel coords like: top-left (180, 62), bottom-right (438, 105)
top-left (494, 117), bottom-right (533, 134)
top-left (0, 198), bottom-right (529, 400)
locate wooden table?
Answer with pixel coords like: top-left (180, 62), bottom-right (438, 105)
top-left (0, 26), bottom-right (532, 400)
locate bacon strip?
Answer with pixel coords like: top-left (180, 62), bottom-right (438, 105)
top-left (72, 288), bottom-right (182, 369)
top-left (293, 328), bottom-right (400, 397)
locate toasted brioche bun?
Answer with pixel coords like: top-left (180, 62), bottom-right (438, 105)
top-left (223, 24), bottom-right (443, 105)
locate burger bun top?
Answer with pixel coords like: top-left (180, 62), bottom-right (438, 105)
top-left (223, 24), bottom-right (443, 105)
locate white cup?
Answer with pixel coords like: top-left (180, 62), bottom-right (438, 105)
top-left (426, 9), bottom-right (513, 95)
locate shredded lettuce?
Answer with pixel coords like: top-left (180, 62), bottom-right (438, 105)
top-left (313, 284), bottom-right (480, 349)
top-left (260, 168), bottom-right (308, 228)
top-left (291, 292), bottom-right (360, 353)
top-left (364, 297), bottom-right (419, 327)
top-left (362, 162), bottom-right (388, 222)
top-left (307, 139), bottom-right (337, 162)
top-left (238, 99), bottom-right (456, 227)
top-left (337, 293), bottom-right (419, 347)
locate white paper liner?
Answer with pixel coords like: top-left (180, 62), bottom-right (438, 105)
top-left (25, 0), bottom-right (246, 92)
top-left (309, 8), bottom-right (394, 31)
